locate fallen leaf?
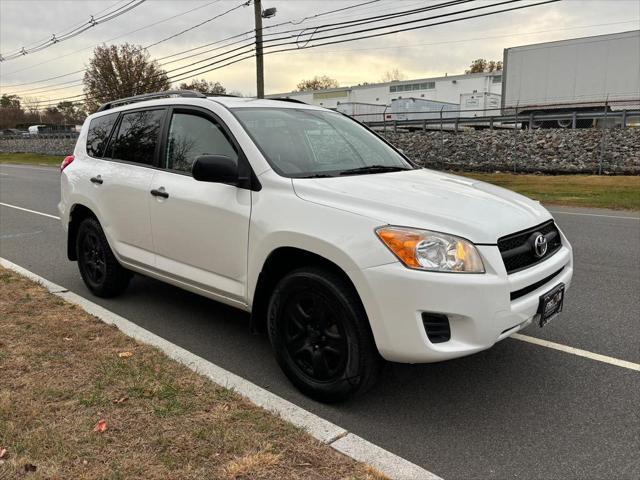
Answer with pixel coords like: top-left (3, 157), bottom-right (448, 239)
top-left (0, 447), bottom-right (7, 459)
top-left (93, 419), bottom-right (107, 433)
top-left (112, 396), bottom-right (128, 404)
top-left (118, 351), bottom-right (133, 358)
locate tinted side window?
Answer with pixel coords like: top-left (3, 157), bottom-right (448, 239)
top-left (86, 113), bottom-right (118, 158)
top-left (165, 113), bottom-right (237, 173)
top-left (109, 109), bottom-right (164, 165)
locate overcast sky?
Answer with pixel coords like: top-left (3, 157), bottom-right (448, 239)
top-left (0, 0), bottom-right (638, 100)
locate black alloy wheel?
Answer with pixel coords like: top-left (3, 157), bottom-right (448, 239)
top-left (283, 290), bottom-right (348, 382)
top-left (79, 230), bottom-right (106, 287)
top-left (267, 267), bottom-right (382, 402)
top-left (76, 217), bottom-right (131, 297)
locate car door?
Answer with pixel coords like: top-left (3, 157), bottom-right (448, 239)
top-left (97, 107), bottom-right (166, 267)
top-left (148, 106), bottom-right (251, 303)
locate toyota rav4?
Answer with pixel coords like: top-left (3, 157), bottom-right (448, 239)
top-left (59, 91), bottom-right (573, 402)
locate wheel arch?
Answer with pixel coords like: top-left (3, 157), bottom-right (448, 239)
top-left (67, 203), bottom-right (99, 260)
top-left (249, 245), bottom-right (365, 334)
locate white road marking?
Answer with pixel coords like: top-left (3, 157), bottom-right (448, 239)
top-left (0, 202), bottom-right (60, 220)
top-left (0, 164), bottom-right (57, 172)
top-left (1, 230), bottom-right (43, 240)
top-left (0, 173), bottom-right (8, 176)
top-left (512, 334), bottom-right (640, 371)
top-left (549, 210), bottom-right (640, 220)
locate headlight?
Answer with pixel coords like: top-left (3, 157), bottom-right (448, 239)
top-left (376, 226), bottom-right (485, 273)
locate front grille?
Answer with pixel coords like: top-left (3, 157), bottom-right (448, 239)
top-left (498, 220), bottom-right (562, 274)
top-left (510, 267), bottom-right (564, 301)
top-left (422, 313), bottom-right (451, 344)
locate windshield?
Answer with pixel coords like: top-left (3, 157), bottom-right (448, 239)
top-left (232, 108), bottom-right (413, 177)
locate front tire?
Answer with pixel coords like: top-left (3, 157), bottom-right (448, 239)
top-left (76, 217), bottom-right (130, 297)
top-left (267, 267), bottom-right (382, 402)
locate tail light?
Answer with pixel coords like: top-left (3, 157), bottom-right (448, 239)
top-left (60, 155), bottom-right (75, 172)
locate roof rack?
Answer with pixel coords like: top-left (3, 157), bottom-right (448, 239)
top-left (269, 97), bottom-right (307, 105)
top-left (96, 90), bottom-right (206, 112)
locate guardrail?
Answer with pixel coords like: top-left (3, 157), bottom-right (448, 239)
top-left (0, 132), bottom-right (79, 139)
top-left (353, 109), bottom-right (640, 131)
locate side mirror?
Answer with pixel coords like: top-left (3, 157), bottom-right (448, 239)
top-left (192, 155), bottom-right (238, 184)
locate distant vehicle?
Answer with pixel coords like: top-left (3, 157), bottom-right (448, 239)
top-left (59, 90), bottom-right (573, 402)
top-left (502, 30), bottom-right (640, 127)
top-left (0, 128), bottom-right (25, 136)
top-left (336, 102), bottom-right (389, 123)
top-left (460, 92), bottom-right (501, 117)
top-left (28, 125), bottom-right (47, 135)
top-left (390, 97), bottom-right (458, 121)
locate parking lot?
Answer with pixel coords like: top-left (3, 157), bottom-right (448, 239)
top-left (1, 163), bottom-right (639, 479)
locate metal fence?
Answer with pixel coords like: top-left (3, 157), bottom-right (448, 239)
top-left (369, 105), bottom-right (640, 175)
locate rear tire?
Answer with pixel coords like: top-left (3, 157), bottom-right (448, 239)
top-left (76, 217), bottom-right (131, 297)
top-left (267, 267), bottom-right (382, 402)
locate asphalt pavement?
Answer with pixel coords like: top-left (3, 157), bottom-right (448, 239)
top-left (1, 163), bottom-right (639, 480)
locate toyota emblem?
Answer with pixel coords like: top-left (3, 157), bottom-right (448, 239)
top-left (534, 234), bottom-right (548, 258)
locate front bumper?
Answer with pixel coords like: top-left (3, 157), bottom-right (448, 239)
top-left (356, 234), bottom-right (573, 363)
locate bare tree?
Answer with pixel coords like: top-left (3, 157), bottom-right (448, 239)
top-left (178, 78), bottom-right (226, 95)
top-left (380, 68), bottom-right (406, 82)
top-left (83, 43), bottom-right (170, 113)
top-left (22, 97), bottom-right (41, 116)
top-left (296, 76), bottom-right (339, 92)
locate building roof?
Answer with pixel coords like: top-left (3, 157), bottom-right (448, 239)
top-left (267, 71), bottom-right (502, 98)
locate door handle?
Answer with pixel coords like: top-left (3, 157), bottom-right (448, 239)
top-left (90, 175), bottom-right (103, 185)
top-left (150, 188), bottom-right (169, 199)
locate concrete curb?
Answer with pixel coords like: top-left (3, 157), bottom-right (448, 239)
top-left (0, 257), bottom-right (441, 480)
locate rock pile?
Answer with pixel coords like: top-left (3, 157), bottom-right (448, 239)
top-left (380, 128), bottom-right (640, 174)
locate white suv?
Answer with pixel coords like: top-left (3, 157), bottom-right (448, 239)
top-left (59, 91), bottom-right (573, 402)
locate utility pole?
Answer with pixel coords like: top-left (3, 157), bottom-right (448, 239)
top-left (254, 0), bottom-right (264, 98)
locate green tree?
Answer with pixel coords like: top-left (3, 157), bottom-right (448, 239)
top-left (56, 101), bottom-right (86, 124)
top-left (296, 75), bottom-right (339, 92)
top-left (466, 59), bottom-right (503, 74)
top-left (83, 43), bottom-right (170, 113)
top-left (0, 94), bottom-right (24, 129)
top-left (0, 94), bottom-right (21, 109)
top-left (178, 78), bottom-right (226, 95)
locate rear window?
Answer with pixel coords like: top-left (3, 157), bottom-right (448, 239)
top-left (108, 109), bottom-right (164, 166)
top-left (86, 113), bottom-right (118, 158)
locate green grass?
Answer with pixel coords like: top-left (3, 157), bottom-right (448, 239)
top-left (460, 173), bottom-right (640, 211)
top-left (0, 152), bottom-right (63, 166)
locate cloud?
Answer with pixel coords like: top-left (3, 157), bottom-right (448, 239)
top-left (1, 0), bottom-right (638, 97)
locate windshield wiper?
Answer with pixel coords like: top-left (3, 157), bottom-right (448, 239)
top-left (298, 173), bottom-right (336, 178)
top-left (338, 165), bottom-right (412, 176)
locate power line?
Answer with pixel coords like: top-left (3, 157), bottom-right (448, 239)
top-left (167, 0), bottom-right (560, 85)
top-left (0, 0), bottom-right (223, 80)
top-left (0, 1), bottom-right (147, 62)
top-left (144, 1), bottom-right (249, 49)
top-left (0, 0), bottom-right (385, 93)
top-left (290, 19), bottom-right (639, 55)
top-left (11, 0), bottom-right (558, 105)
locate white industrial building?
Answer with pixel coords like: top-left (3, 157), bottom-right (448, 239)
top-left (267, 71), bottom-right (503, 111)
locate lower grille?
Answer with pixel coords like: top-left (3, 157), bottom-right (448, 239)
top-left (498, 220), bottom-right (562, 274)
top-left (510, 267), bottom-right (564, 301)
top-left (422, 313), bottom-right (451, 344)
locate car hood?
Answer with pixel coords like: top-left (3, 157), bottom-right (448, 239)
top-left (292, 169), bottom-right (552, 244)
